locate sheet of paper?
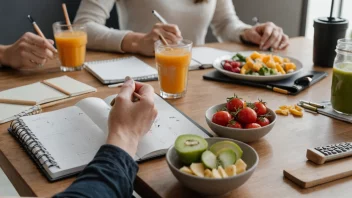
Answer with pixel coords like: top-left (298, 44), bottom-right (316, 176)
top-left (44, 75), bottom-right (97, 96)
top-left (0, 103), bottom-right (35, 124)
top-left (192, 47), bottom-right (231, 65)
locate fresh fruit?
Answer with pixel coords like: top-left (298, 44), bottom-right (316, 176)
top-left (294, 104), bottom-right (302, 111)
top-left (226, 96), bottom-right (244, 112)
top-left (227, 120), bottom-right (242, 128)
top-left (217, 149), bottom-right (237, 168)
top-left (204, 169), bottom-right (213, 178)
top-left (201, 150), bottom-right (217, 169)
top-left (175, 135), bottom-right (208, 165)
top-left (237, 107), bottom-right (257, 124)
top-left (225, 165), bottom-right (237, 176)
top-left (235, 159), bottom-right (247, 174)
top-left (232, 67), bottom-right (241, 73)
top-left (210, 141), bottom-right (243, 159)
top-left (254, 100), bottom-right (267, 116)
top-left (245, 123), bottom-right (261, 129)
top-left (256, 117), bottom-right (270, 127)
top-left (190, 163), bottom-right (205, 177)
top-left (223, 62), bottom-right (232, 71)
top-left (212, 111), bottom-right (232, 126)
top-left (218, 166), bottom-right (228, 178)
top-left (276, 104), bottom-right (304, 117)
top-left (289, 108), bottom-right (303, 117)
top-left (212, 168), bottom-right (222, 178)
top-left (275, 109), bottom-right (289, 116)
top-left (231, 61), bottom-right (241, 68)
top-left (180, 166), bottom-right (194, 175)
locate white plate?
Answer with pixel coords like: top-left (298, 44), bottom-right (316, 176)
top-left (213, 51), bottom-right (303, 82)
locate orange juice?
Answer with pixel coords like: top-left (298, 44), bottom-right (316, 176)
top-left (54, 31), bottom-right (87, 67)
top-left (156, 48), bottom-right (191, 94)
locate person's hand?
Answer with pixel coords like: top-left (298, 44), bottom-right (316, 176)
top-left (0, 32), bottom-right (57, 69)
top-left (107, 77), bottom-right (158, 157)
top-left (241, 22), bottom-right (289, 50)
top-left (122, 23), bottom-right (182, 56)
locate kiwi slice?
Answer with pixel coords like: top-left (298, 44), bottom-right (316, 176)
top-left (175, 134), bottom-right (208, 165)
top-left (209, 141), bottom-right (243, 159)
top-left (201, 150), bottom-right (217, 169)
top-left (217, 148), bottom-right (237, 168)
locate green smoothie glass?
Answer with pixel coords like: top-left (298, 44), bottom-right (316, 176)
top-left (331, 39), bottom-right (352, 115)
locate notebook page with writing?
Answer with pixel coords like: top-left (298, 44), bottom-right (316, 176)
top-left (190, 47), bottom-right (231, 70)
top-left (44, 76), bottom-right (97, 97)
top-left (20, 106), bottom-right (106, 179)
top-left (85, 56), bottom-right (158, 84)
top-left (0, 82), bottom-right (68, 104)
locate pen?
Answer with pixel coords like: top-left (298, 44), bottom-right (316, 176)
top-left (152, 10), bottom-right (168, 24)
top-left (299, 100), bottom-right (325, 109)
top-left (27, 15), bottom-right (47, 39)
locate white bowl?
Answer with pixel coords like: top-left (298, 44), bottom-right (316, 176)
top-left (205, 103), bottom-right (276, 143)
top-left (166, 137), bottom-right (259, 196)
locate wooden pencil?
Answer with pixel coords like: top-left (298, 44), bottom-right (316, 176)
top-left (41, 81), bottom-right (71, 96)
top-left (0, 99), bottom-right (37, 106)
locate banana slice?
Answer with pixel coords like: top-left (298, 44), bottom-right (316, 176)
top-left (179, 166), bottom-right (194, 175)
top-left (212, 168), bottom-right (221, 178)
top-left (204, 169), bottom-right (212, 178)
top-left (235, 159), bottom-right (247, 174)
top-left (190, 163), bottom-right (205, 177)
top-left (225, 165), bottom-right (237, 176)
top-left (218, 166), bottom-right (228, 178)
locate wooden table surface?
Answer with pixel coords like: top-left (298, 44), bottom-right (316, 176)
top-left (1, 37), bottom-right (352, 198)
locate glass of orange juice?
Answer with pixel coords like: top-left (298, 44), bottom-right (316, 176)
top-left (52, 22), bottom-right (87, 72)
top-left (155, 40), bottom-right (192, 99)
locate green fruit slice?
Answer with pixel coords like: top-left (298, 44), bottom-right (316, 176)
top-left (175, 134), bottom-right (208, 165)
top-left (217, 149), bottom-right (237, 168)
top-left (201, 150), bottom-right (217, 169)
top-left (209, 141), bottom-right (243, 159)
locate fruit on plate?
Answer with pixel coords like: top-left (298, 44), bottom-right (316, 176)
top-left (225, 165), bottom-right (237, 176)
top-left (175, 134), bottom-right (208, 165)
top-left (254, 100), bottom-right (267, 116)
top-left (235, 159), bottom-right (247, 174)
top-left (180, 166), bottom-right (194, 175)
top-left (209, 141), bottom-right (243, 159)
top-left (256, 117), bottom-right (270, 127)
top-left (237, 107), bottom-right (257, 124)
top-left (201, 150), bottom-right (217, 169)
top-left (217, 148), bottom-right (237, 168)
top-left (204, 169), bottom-right (213, 178)
top-left (227, 120), bottom-right (242, 128)
top-left (212, 168), bottom-right (222, 178)
top-left (245, 123), bottom-right (261, 129)
top-left (190, 163), bottom-right (205, 177)
top-left (226, 95), bottom-right (245, 112)
top-left (218, 166), bottom-right (228, 178)
top-left (212, 111), bottom-right (232, 126)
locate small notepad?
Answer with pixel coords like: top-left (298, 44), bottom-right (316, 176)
top-left (190, 47), bottom-right (231, 70)
top-left (84, 56), bottom-right (158, 84)
top-left (43, 76), bottom-right (97, 97)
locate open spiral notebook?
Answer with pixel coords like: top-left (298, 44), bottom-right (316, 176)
top-left (8, 94), bottom-right (211, 182)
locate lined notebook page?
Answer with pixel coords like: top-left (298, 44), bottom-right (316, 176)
top-left (0, 82), bottom-right (67, 104)
top-left (20, 106), bottom-right (106, 179)
top-left (44, 76), bottom-right (97, 97)
top-left (85, 56), bottom-right (158, 83)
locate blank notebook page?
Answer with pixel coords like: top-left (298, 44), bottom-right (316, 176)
top-left (85, 56), bottom-right (157, 81)
top-left (21, 106), bottom-right (106, 178)
top-left (44, 75), bottom-right (97, 96)
top-left (192, 47), bottom-right (231, 65)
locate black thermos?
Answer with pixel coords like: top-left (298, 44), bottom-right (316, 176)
top-left (313, 17), bottom-right (348, 67)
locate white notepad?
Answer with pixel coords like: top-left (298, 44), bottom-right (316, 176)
top-left (84, 56), bottom-right (158, 84)
top-left (44, 76), bottom-right (97, 97)
top-left (190, 47), bottom-right (231, 70)
top-left (9, 94), bottom-right (210, 181)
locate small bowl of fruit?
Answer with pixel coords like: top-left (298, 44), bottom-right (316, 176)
top-left (205, 95), bottom-right (276, 143)
top-left (166, 135), bottom-right (258, 196)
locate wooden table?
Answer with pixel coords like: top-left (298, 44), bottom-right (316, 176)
top-left (1, 37), bottom-right (352, 198)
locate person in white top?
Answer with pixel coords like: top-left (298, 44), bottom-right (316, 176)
top-left (74, 0), bottom-right (289, 56)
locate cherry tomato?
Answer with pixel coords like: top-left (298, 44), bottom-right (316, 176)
top-left (254, 100), bottom-right (267, 116)
top-left (256, 117), bottom-right (270, 127)
top-left (245, 123), bottom-right (261, 129)
top-left (232, 67), bottom-right (241, 73)
top-left (231, 61), bottom-right (241, 68)
top-left (212, 111), bottom-right (232, 126)
top-left (226, 97), bottom-right (244, 112)
top-left (237, 107), bottom-right (257, 124)
top-left (223, 63), bottom-right (232, 71)
top-left (227, 121), bottom-right (242, 129)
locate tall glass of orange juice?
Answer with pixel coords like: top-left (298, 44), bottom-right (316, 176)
top-left (155, 40), bottom-right (192, 99)
top-left (53, 22), bottom-right (87, 72)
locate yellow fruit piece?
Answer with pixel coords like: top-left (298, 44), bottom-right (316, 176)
top-left (212, 168), bottom-right (222, 178)
top-left (250, 51), bottom-right (262, 60)
top-left (275, 63), bottom-right (286, 75)
top-left (180, 166), bottom-right (194, 175)
top-left (225, 165), bottom-right (237, 177)
top-left (204, 169), bottom-right (213, 178)
top-left (294, 105), bottom-right (302, 112)
top-left (190, 163), bottom-right (205, 177)
top-left (235, 159), bottom-right (247, 174)
top-left (246, 57), bottom-right (254, 69)
top-left (275, 109), bottom-right (289, 116)
top-left (252, 61), bottom-right (263, 72)
top-left (289, 108), bottom-right (303, 117)
top-left (273, 55), bottom-right (283, 64)
top-left (218, 166), bottom-right (228, 178)
top-left (284, 63), bottom-right (296, 72)
top-left (283, 57), bottom-right (291, 63)
top-left (266, 58), bottom-right (276, 69)
top-left (240, 64), bottom-right (248, 74)
top-left (279, 105), bottom-right (288, 110)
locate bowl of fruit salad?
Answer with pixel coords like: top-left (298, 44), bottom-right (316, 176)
top-left (166, 135), bottom-right (258, 196)
top-left (205, 95), bottom-right (276, 143)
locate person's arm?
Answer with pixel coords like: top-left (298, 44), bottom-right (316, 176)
top-left (210, 0), bottom-right (252, 43)
top-left (54, 77), bottom-right (158, 198)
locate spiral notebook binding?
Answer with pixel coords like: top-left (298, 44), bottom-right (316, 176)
top-left (13, 105), bottom-right (42, 120)
top-left (10, 119), bottom-right (59, 169)
top-left (84, 56), bottom-right (134, 65)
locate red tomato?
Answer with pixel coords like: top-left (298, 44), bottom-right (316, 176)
top-left (254, 101), bottom-right (267, 116)
top-left (212, 111), bottom-right (232, 126)
top-left (227, 121), bottom-right (242, 129)
top-left (256, 117), bottom-right (270, 127)
top-left (231, 61), bottom-right (240, 68)
top-left (237, 107), bottom-right (257, 124)
top-left (223, 63), bottom-right (232, 71)
top-left (226, 97), bottom-right (244, 112)
top-left (245, 123), bottom-right (261, 129)
top-left (232, 67), bottom-right (241, 73)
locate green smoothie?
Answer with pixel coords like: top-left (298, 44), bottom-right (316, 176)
top-left (331, 62), bottom-right (352, 114)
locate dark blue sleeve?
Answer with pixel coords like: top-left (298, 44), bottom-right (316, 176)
top-left (54, 144), bottom-right (139, 198)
